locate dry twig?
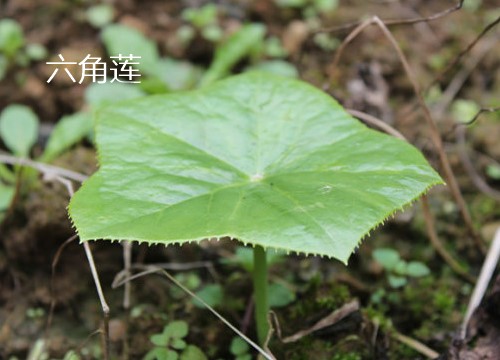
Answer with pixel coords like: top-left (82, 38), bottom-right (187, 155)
top-left (318, 1), bottom-right (464, 33)
top-left (391, 331), bottom-right (440, 359)
top-left (461, 227), bottom-right (500, 339)
top-left (456, 126), bottom-right (500, 201)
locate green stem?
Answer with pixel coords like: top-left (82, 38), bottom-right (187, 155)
top-left (253, 245), bottom-right (269, 345)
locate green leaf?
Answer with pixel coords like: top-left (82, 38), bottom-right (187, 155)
top-left (170, 338), bottom-right (187, 350)
top-left (25, 43), bottom-right (47, 61)
top-left (393, 259), bottom-right (408, 275)
top-left (40, 112), bottom-right (92, 162)
top-left (69, 72), bottom-right (442, 262)
top-left (275, 0), bottom-right (308, 8)
top-left (180, 345), bottom-right (208, 360)
top-left (388, 275), bottom-right (407, 288)
top-left (170, 272), bottom-right (202, 300)
top-left (86, 4), bottom-right (114, 28)
top-left (0, 104), bottom-right (39, 156)
top-left (200, 24), bottom-right (266, 86)
top-left (63, 350), bottom-right (81, 360)
top-left (230, 337), bottom-right (249, 356)
top-left (236, 355), bottom-right (252, 360)
top-left (0, 183), bottom-right (15, 211)
top-left (0, 19), bottom-right (25, 58)
top-left (406, 261), bottom-right (430, 277)
top-left (268, 282), bottom-right (295, 308)
top-left (0, 163), bottom-right (15, 183)
top-left (314, 0), bottom-right (339, 13)
top-left (151, 333), bottom-right (170, 347)
top-left (101, 24), bottom-right (160, 76)
top-left (201, 25), bottom-right (223, 42)
top-left (486, 164), bottom-right (500, 180)
top-left (165, 321), bottom-right (189, 339)
top-left (373, 248), bottom-right (400, 271)
top-left (144, 348), bottom-right (177, 360)
top-left (264, 37), bottom-right (288, 58)
top-left (156, 58), bottom-right (202, 91)
top-left (182, 4), bottom-right (218, 28)
top-left (85, 82), bottom-right (145, 108)
top-left (193, 284), bottom-right (223, 308)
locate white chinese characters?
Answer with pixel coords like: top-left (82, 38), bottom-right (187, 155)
top-left (46, 53), bottom-right (141, 84)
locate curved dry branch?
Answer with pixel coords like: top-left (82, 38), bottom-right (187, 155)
top-left (317, 1), bottom-right (464, 33)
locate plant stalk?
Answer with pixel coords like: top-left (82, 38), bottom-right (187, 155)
top-left (253, 245), bottom-right (269, 345)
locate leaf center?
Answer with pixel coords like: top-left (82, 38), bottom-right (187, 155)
top-left (250, 173), bottom-right (264, 182)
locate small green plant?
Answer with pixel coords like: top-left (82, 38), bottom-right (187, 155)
top-left (100, 21), bottom-right (287, 92)
top-left (372, 248), bottom-right (430, 288)
top-left (0, 18), bottom-right (47, 80)
top-left (85, 4), bottom-right (114, 28)
top-left (0, 104), bottom-right (92, 222)
top-left (0, 19), bottom-right (25, 59)
top-left (144, 320), bottom-right (207, 360)
top-left (62, 350), bottom-right (81, 360)
top-left (275, 0), bottom-right (339, 15)
top-left (199, 23), bottom-right (265, 86)
top-left (229, 337), bottom-right (251, 360)
top-left (69, 72), bottom-right (442, 345)
top-left (181, 4), bottom-right (223, 42)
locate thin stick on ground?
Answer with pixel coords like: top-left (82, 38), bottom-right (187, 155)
top-left (53, 171), bottom-right (112, 360)
top-left (392, 331), bottom-right (440, 359)
top-left (461, 227), bottom-right (500, 339)
top-left (318, 1), bottom-right (464, 33)
top-left (83, 242), bottom-right (110, 359)
top-left (330, 15), bottom-right (484, 254)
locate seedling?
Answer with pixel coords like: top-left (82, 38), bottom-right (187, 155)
top-left (144, 320), bottom-right (207, 360)
top-left (373, 248), bottom-right (431, 288)
top-left (100, 21), bottom-right (286, 92)
top-left (275, 0), bottom-right (339, 16)
top-left (181, 4), bottom-right (222, 42)
top-left (0, 18), bottom-right (47, 80)
top-left (86, 4), bottom-right (114, 29)
top-left (229, 337), bottom-right (251, 360)
top-left (0, 104), bottom-right (92, 221)
top-left (69, 72), bottom-right (442, 344)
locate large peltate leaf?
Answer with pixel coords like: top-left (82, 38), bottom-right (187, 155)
top-left (69, 72), bottom-right (442, 262)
